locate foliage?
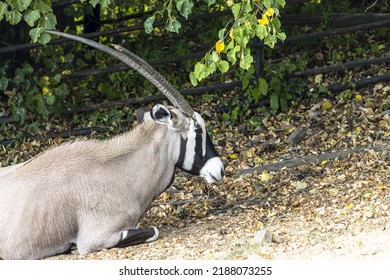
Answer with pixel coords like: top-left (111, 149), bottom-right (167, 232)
top-left (190, 0), bottom-right (286, 86)
top-left (1, 0), bottom-right (388, 133)
top-left (0, 0), bottom-right (287, 128)
top-left (0, 0), bottom-right (56, 45)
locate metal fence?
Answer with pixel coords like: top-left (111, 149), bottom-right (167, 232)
top-left (1, 3), bottom-right (390, 145)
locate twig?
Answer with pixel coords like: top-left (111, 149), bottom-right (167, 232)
top-left (238, 144), bottom-right (389, 175)
top-left (365, 0), bottom-right (379, 12)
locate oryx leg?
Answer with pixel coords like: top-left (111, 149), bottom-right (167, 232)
top-left (115, 226), bottom-right (159, 248)
top-left (75, 226), bottom-right (159, 255)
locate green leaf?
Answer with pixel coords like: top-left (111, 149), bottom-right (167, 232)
top-left (24, 9), bottom-right (40, 27)
top-left (194, 62), bottom-right (207, 81)
top-left (176, 0), bottom-right (194, 19)
top-left (53, 83), bottom-right (69, 99)
top-left (270, 77), bottom-right (281, 91)
top-left (144, 16), bottom-right (155, 34)
top-left (14, 68), bottom-right (25, 83)
top-left (272, 17), bottom-right (281, 29)
top-left (89, 0), bottom-right (99, 7)
top-left (89, 0), bottom-right (110, 8)
top-left (166, 17), bottom-right (181, 33)
top-left (35, 0), bottom-right (52, 13)
top-left (262, 0), bottom-right (271, 9)
top-left (239, 50), bottom-right (253, 70)
top-left (211, 51), bottom-right (219, 62)
top-left (217, 60), bottom-right (229, 73)
top-left (264, 35), bottom-right (277, 48)
top-left (45, 94), bottom-right (56, 105)
top-left (0, 76), bottom-right (9, 91)
top-left (208, 60), bottom-right (217, 74)
top-left (51, 74), bottom-right (62, 85)
top-left (13, 0), bottom-right (32, 12)
top-left (42, 12), bottom-right (57, 29)
top-left (227, 45), bottom-right (240, 64)
top-left (189, 72), bottom-right (198, 86)
top-left (242, 1), bottom-right (252, 14)
top-left (38, 32), bottom-right (51, 44)
top-left (29, 27), bottom-right (44, 43)
top-left (206, 0), bottom-right (216, 5)
top-left (253, 78), bottom-right (268, 102)
top-left (22, 63), bottom-right (34, 74)
top-left (276, 0), bottom-right (286, 7)
top-left (222, 112), bottom-right (230, 122)
top-left (242, 67), bottom-right (254, 89)
top-left (27, 121), bottom-right (39, 134)
top-left (0, 1), bottom-right (7, 21)
top-left (235, 26), bottom-right (250, 48)
top-left (258, 78), bottom-right (268, 95)
top-left (280, 97), bottom-right (288, 111)
top-left (270, 93), bottom-right (279, 110)
top-left (13, 107), bottom-right (27, 124)
top-left (5, 10), bottom-right (22, 25)
top-left (218, 28), bottom-right (226, 40)
top-left (231, 3), bottom-right (241, 19)
top-left (277, 32), bottom-right (287, 41)
top-left (255, 24), bottom-right (268, 40)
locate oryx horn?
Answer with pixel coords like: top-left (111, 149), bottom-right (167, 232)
top-left (45, 30), bottom-right (195, 118)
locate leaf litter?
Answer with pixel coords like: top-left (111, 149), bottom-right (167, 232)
top-left (2, 80), bottom-right (389, 260)
top-left (44, 81), bottom-right (389, 260)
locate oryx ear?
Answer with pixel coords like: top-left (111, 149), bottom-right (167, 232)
top-left (151, 104), bottom-right (172, 125)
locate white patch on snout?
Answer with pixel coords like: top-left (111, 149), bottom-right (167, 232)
top-left (200, 157), bottom-right (224, 184)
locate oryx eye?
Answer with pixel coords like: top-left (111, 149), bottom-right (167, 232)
top-left (195, 126), bottom-right (202, 134)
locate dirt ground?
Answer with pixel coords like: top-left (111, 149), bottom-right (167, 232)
top-left (49, 83), bottom-right (390, 260)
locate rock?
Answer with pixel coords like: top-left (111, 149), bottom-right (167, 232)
top-left (252, 229), bottom-right (273, 244)
top-left (286, 127), bottom-right (306, 145)
top-left (332, 223), bottom-right (346, 230)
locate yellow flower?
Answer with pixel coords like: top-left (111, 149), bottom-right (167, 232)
top-left (215, 40), bottom-right (225, 53)
top-left (322, 101), bottom-right (332, 111)
top-left (42, 87), bottom-right (50, 95)
top-left (41, 75), bottom-right (51, 86)
top-left (265, 8), bottom-right (275, 17)
top-left (257, 14), bottom-right (269, 26)
top-left (229, 28), bottom-right (234, 39)
top-left (355, 94), bottom-right (363, 102)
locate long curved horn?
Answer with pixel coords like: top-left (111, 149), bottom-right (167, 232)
top-left (45, 30), bottom-right (194, 117)
top-left (111, 44), bottom-right (194, 117)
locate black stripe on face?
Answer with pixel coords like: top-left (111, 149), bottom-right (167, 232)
top-left (176, 130), bottom-right (220, 177)
top-left (175, 136), bottom-right (187, 168)
top-left (190, 131), bottom-right (205, 175)
top-left (175, 133), bottom-right (202, 176)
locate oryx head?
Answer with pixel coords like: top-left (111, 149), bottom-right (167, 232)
top-left (45, 30), bottom-right (225, 183)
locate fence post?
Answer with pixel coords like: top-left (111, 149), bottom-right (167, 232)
top-left (254, 37), bottom-right (263, 79)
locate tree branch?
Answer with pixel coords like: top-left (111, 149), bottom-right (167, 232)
top-left (238, 144), bottom-right (390, 175)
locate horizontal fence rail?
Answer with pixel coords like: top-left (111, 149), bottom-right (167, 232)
top-left (1, 10), bottom-right (390, 145)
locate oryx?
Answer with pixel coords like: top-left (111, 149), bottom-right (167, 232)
top-left (0, 31), bottom-right (224, 260)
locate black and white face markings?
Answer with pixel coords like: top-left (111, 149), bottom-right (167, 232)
top-left (176, 112), bottom-right (224, 184)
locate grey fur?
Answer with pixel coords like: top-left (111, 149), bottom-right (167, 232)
top-left (0, 106), bottom-right (223, 259)
top-left (0, 31), bottom-right (224, 259)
